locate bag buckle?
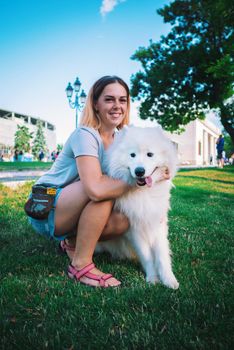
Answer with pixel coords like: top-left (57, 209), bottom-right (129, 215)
top-left (47, 188), bottom-right (57, 195)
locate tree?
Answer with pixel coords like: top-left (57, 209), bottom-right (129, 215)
top-left (224, 134), bottom-right (234, 158)
top-left (131, 0), bottom-right (234, 144)
top-left (32, 120), bottom-right (47, 159)
top-left (14, 125), bottom-right (33, 153)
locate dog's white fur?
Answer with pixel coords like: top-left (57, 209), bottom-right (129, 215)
top-left (96, 126), bottom-right (179, 289)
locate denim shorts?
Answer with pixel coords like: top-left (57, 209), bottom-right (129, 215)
top-left (28, 187), bottom-right (66, 241)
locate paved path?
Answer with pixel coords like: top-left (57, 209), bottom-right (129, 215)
top-left (0, 170), bottom-right (46, 188)
top-left (0, 165), bottom-right (217, 189)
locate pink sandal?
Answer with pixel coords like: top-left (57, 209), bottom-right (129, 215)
top-left (67, 263), bottom-right (121, 288)
top-left (58, 240), bottom-right (75, 257)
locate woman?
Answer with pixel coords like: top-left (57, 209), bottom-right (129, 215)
top-left (27, 75), bottom-right (168, 288)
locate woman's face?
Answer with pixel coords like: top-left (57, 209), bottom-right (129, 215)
top-left (94, 83), bottom-right (128, 129)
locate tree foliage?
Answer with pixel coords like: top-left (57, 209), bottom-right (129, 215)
top-left (57, 143), bottom-right (63, 152)
top-left (224, 134), bottom-right (234, 157)
top-left (14, 125), bottom-right (33, 153)
top-left (32, 120), bottom-right (47, 158)
top-left (131, 0), bottom-right (234, 143)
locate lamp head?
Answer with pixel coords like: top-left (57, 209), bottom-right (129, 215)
top-left (65, 83), bottom-right (73, 98)
top-left (80, 89), bottom-right (87, 104)
top-left (74, 77), bottom-right (81, 93)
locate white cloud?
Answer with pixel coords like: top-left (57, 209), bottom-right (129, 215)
top-left (100, 0), bottom-right (125, 17)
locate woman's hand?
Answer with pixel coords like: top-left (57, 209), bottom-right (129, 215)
top-left (151, 166), bottom-right (171, 183)
top-left (163, 167), bottom-right (170, 180)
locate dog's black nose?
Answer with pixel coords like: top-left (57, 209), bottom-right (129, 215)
top-left (135, 167), bottom-right (145, 177)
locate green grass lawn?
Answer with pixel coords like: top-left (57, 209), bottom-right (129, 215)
top-left (0, 167), bottom-right (233, 349)
top-left (0, 161), bottom-right (52, 171)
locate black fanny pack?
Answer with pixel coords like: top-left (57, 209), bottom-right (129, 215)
top-left (24, 184), bottom-right (58, 220)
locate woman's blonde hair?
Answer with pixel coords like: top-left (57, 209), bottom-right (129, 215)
top-left (79, 75), bottom-right (130, 130)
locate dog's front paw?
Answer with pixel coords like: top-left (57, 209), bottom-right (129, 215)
top-left (146, 275), bottom-right (159, 284)
top-left (162, 274), bottom-right (179, 289)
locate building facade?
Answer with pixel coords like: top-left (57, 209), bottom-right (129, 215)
top-left (0, 108), bottom-right (56, 158)
top-left (134, 113), bottom-right (221, 166)
top-left (167, 118), bottom-right (221, 165)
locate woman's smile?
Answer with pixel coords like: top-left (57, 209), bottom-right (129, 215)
top-left (109, 112), bottom-right (122, 118)
top-left (95, 83), bottom-right (128, 129)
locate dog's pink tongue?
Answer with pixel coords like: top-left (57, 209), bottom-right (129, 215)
top-left (145, 176), bottom-right (153, 187)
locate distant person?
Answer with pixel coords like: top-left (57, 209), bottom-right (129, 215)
top-left (14, 149), bottom-right (19, 161)
top-left (23, 152), bottom-right (33, 162)
top-left (46, 150), bottom-right (50, 162)
top-left (51, 150), bottom-right (56, 161)
top-left (55, 150), bottom-right (60, 159)
top-left (39, 150), bottom-right (45, 161)
top-left (18, 150), bottom-right (24, 162)
top-left (216, 134), bottom-right (224, 168)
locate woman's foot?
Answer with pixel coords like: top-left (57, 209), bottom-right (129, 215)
top-left (68, 262), bottom-right (121, 287)
top-left (58, 239), bottom-right (75, 260)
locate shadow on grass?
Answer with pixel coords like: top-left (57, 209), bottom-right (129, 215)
top-left (178, 165), bottom-right (234, 173)
top-left (176, 174), bottom-right (234, 185)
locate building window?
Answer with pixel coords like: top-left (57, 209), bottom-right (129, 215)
top-left (198, 141), bottom-right (202, 156)
top-left (172, 141), bottom-right (178, 151)
top-left (31, 117), bottom-right (37, 125)
top-left (47, 123), bottom-right (55, 131)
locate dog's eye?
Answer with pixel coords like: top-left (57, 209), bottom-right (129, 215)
top-left (130, 153), bottom-right (136, 158)
top-left (147, 152), bottom-right (154, 157)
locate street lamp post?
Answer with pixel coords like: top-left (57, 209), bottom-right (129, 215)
top-left (65, 77), bottom-right (86, 128)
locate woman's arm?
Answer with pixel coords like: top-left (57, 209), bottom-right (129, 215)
top-left (76, 156), bottom-right (131, 202)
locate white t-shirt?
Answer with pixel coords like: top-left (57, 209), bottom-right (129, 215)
top-left (36, 127), bottom-right (105, 187)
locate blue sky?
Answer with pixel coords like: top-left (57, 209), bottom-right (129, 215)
top-left (0, 0), bottom-right (172, 143)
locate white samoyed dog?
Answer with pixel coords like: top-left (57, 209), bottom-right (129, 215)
top-left (96, 126), bottom-right (179, 289)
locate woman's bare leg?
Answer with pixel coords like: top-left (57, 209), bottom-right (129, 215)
top-left (100, 210), bottom-right (129, 241)
top-left (64, 211), bottom-right (129, 260)
top-left (71, 200), bottom-right (122, 287)
top-left (54, 181), bottom-right (90, 235)
top-left (54, 181), bottom-right (128, 243)
top-left (54, 181), bottom-right (128, 286)
top-left (65, 210), bottom-right (129, 238)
